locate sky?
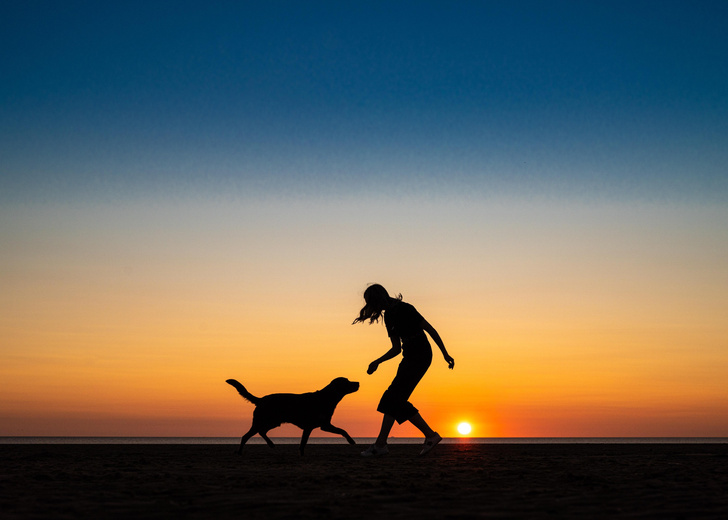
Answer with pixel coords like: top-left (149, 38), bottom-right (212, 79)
top-left (1, 1), bottom-right (727, 438)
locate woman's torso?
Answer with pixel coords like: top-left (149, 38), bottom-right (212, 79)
top-left (385, 301), bottom-right (431, 356)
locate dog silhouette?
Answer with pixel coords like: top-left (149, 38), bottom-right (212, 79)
top-left (226, 377), bottom-right (359, 455)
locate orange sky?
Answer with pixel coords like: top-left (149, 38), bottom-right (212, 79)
top-left (2, 197), bottom-right (727, 438)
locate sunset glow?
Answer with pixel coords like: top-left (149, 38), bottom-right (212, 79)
top-left (2, 2), bottom-right (727, 440)
top-left (457, 423), bottom-right (473, 436)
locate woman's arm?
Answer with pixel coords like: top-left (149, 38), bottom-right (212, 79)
top-left (422, 320), bottom-right (455, 369)
top-left (367, 337), bottom-right (402, 374)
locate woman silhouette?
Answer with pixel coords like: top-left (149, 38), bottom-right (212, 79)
top-left (353, 284), bottom-right (454, 456)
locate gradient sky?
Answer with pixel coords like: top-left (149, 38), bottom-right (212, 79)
top-left (2, 1), bottom-right (727, 438)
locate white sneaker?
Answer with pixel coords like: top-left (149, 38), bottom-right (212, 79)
top-left (361, 443), bottom-right (389, 457)
top-left (419, 434), bottom-right (442, 456)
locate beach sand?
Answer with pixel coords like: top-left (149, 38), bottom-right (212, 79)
top-left (2, 442), bottom-right (727, 519)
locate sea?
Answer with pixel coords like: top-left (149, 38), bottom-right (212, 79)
top-left (1, 437), bottom-right (726, 445)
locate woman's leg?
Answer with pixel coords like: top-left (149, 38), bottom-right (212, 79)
top-left (375, 414), bottom-right (395, 446)
top-left (408, 412), bottom-right (437, 438)
top-left (410, 412), bottom-right (442, 456)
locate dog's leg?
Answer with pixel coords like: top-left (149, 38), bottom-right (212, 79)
top-left (299, 428), bottom-right (313, 456)
top-left (320, 423), bottom-right (356, 445)
top-left (259, 430), bottom-right (275, 449)
top-left (237, 426), bottom-right (258, 454)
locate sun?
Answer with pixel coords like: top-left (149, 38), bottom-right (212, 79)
top-left (457, 422), bottom-right (472, 435)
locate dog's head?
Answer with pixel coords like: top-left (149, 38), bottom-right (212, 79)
top-left (328, 377), bottom-right (360, 396)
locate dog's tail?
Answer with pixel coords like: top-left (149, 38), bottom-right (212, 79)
top-left (226, 379), bottom-right (260, 404)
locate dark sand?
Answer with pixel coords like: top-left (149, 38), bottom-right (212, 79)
top-left (2, 443), bottom-right (728, 519)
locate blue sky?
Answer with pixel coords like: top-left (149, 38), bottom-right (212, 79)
top-left (2, 0), bottom-right (727, 203)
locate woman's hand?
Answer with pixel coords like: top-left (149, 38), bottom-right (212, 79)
top-left (444, 354), bottom-right (455, 370)
top-left (368, 341), bottom-right (401, 375)
top-left (367, 361), bottom-right (379, 375)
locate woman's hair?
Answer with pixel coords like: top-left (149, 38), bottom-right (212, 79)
top-left (352, 284), bottom-right (402, 325)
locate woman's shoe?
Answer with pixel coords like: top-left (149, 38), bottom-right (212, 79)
top-left (419, 434), bottom-right (442, 456)
top-left (361, 443), bottom-right (389, 457)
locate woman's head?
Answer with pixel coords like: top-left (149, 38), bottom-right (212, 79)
top-left (352, 284), bottom-right (401, 324)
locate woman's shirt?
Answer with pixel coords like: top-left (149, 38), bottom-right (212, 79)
top-left (384, 301), bottom-right (425, 341)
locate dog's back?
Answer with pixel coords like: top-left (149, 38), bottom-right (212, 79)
top-left (255, 392), bottom-right (320, 429)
